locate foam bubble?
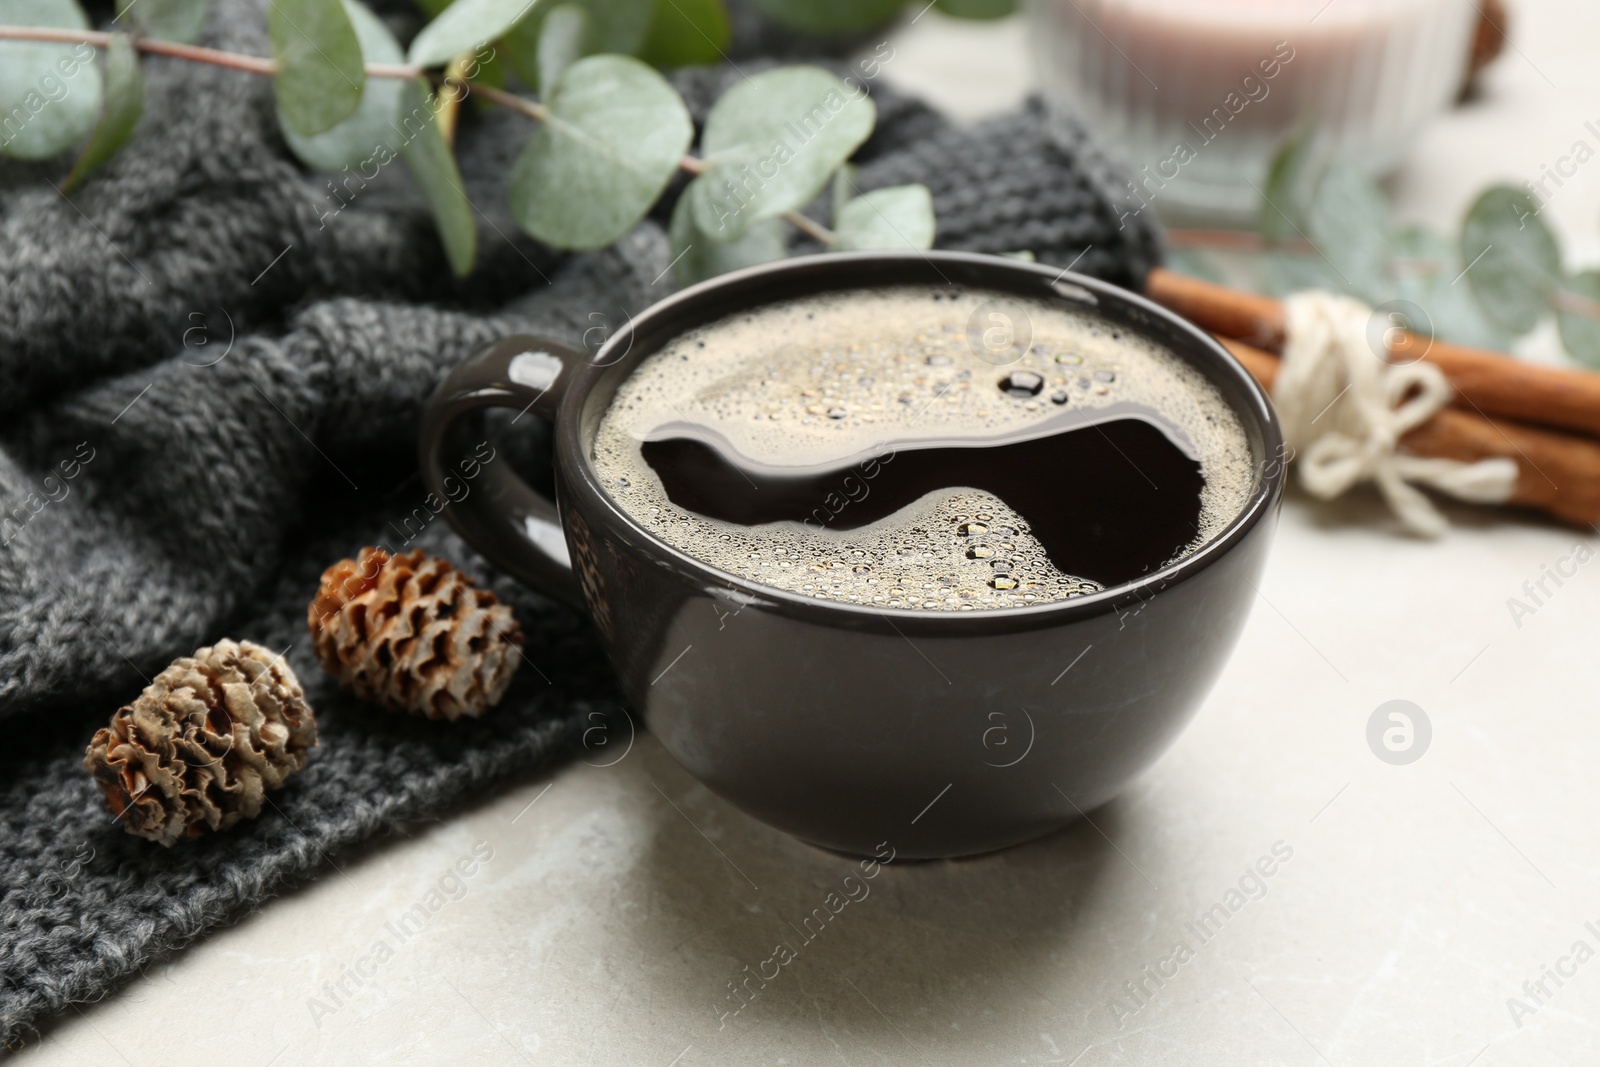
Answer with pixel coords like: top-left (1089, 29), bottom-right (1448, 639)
top-left (592, 286), bottom-right (1254, 610)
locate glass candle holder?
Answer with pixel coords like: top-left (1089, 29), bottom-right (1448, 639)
top-left (1027, 0), bottom-right (1478, 222)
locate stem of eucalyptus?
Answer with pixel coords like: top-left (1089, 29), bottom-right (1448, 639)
top-left (1552, 288), bottom-right (1600, 322)
top-left (778, 208), bottom-right (835, 246)
top-left (463, 80), bottom-right (552, 123)
top-left (0, 24), bottom-right (419, 78)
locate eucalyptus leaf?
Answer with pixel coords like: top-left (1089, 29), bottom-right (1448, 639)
top-left (1557, 271), bottom-right (1600, 369)
top-left (536, 4), bottom-right (587, 98)
top-left (508, 54), bottom-right (691, 250)
top-left (692, 66), bottom-right (874, 239)
top-left (934, 0), bottom-right (1016, 17)
top-left (61, 34), bottom-right (142, 191)
top-left (280, 0), bottom-right (404, 173)
top-left (670, 184), bottom-right (785, 286)
top-left (408, 0), bottom-right (541, 68)
top-left (1426, 272), bottom-right (1514, 351)
top-left (0, 0), bottom-right (103, 160)
top-left (1461, 184), bottom-right (1561, 334)
top-left (742, 0), bottom-right (901, 32)
top-left (1305, 160), bottom-right (1389, 302)
top-left (833, 183), bottom-right (934, 250)
top-left (1388, 226), bottom-right (1512, 351)
top-left (397, 78), bottom-right (475, 275)
top-left (637, 0), bottom-right (730, 69)
top-left (499, 0), bottom-right (651, 91)
top-left (1259, 118), bottom-right (1320, 244)
top-left (269, 0), bottom-right (364, 136)
top-left (115, 0), bottom-right (209, 43)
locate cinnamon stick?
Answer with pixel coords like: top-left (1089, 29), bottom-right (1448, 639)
top-left (1146, 268), bottom-right (1600, 441)
top-left (1218, 337), bottom-right (1600, 528)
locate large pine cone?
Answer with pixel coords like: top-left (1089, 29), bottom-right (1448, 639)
top-left (308, 547), bottom-right (523, 720)
top-left (83, 639), bottom-right (318, 846)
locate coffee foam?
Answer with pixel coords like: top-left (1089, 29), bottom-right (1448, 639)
top-left (592, 286), bottom-right (1254, 611)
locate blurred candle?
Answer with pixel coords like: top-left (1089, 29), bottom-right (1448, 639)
top-left (1028, 0), bottom-right (1478, 222)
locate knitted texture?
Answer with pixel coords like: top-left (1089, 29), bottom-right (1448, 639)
top-left (0, 0), bottom-right (1162, 1047)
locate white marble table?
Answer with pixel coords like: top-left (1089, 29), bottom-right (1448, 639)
top-left (22, 4), bottom-right (1600, 1064)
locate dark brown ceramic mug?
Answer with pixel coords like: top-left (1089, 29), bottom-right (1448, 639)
top-left (419, 251), bottom-right (1283, 859)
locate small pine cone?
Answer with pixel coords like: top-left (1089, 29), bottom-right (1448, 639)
top-left (83, 639), bottom-right (318, 847)
top-left (308, 547), bottom-right (523, 720)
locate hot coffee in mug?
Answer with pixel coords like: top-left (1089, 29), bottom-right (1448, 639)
top-left (592, 285), bottom-right (1253, 608)
top-left (420, 253), bottom-right (1282, 858)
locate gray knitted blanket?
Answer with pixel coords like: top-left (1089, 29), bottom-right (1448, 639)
top-left (0, 0), bottom-right (1160, 1047)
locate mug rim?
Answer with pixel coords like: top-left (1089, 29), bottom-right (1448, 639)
top-left (555, 250), bottom-right (1283, 634)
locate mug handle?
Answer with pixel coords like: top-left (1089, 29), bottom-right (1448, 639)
top-left (418, 335), bottom-right (588, 611)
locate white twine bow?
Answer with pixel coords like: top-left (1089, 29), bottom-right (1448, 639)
top-left (1273, 292), bottom-right (1518, 538)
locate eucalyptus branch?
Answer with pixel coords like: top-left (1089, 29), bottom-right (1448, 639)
top-left (1178, 132), bottom-right (1600, 366)
top-left (2, 16), bottom-right (920, 285)
top-left (0, 24), bottom-right (419, 78)
top-left (1552, 287), bottom-right (1600, 323)
top-left (781, 208), bottom-right (835, 245)
top-left (462, 81), bottom-right (838, 246)
top-left (2, 23), bottom-right (850, 249)
top-left (462, 80), bottom-right (551, 122)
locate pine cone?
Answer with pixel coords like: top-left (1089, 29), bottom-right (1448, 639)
top-left (308, 547), bottom-right (523, 720)
top-left (83, 639), bottom-right (318, 846)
